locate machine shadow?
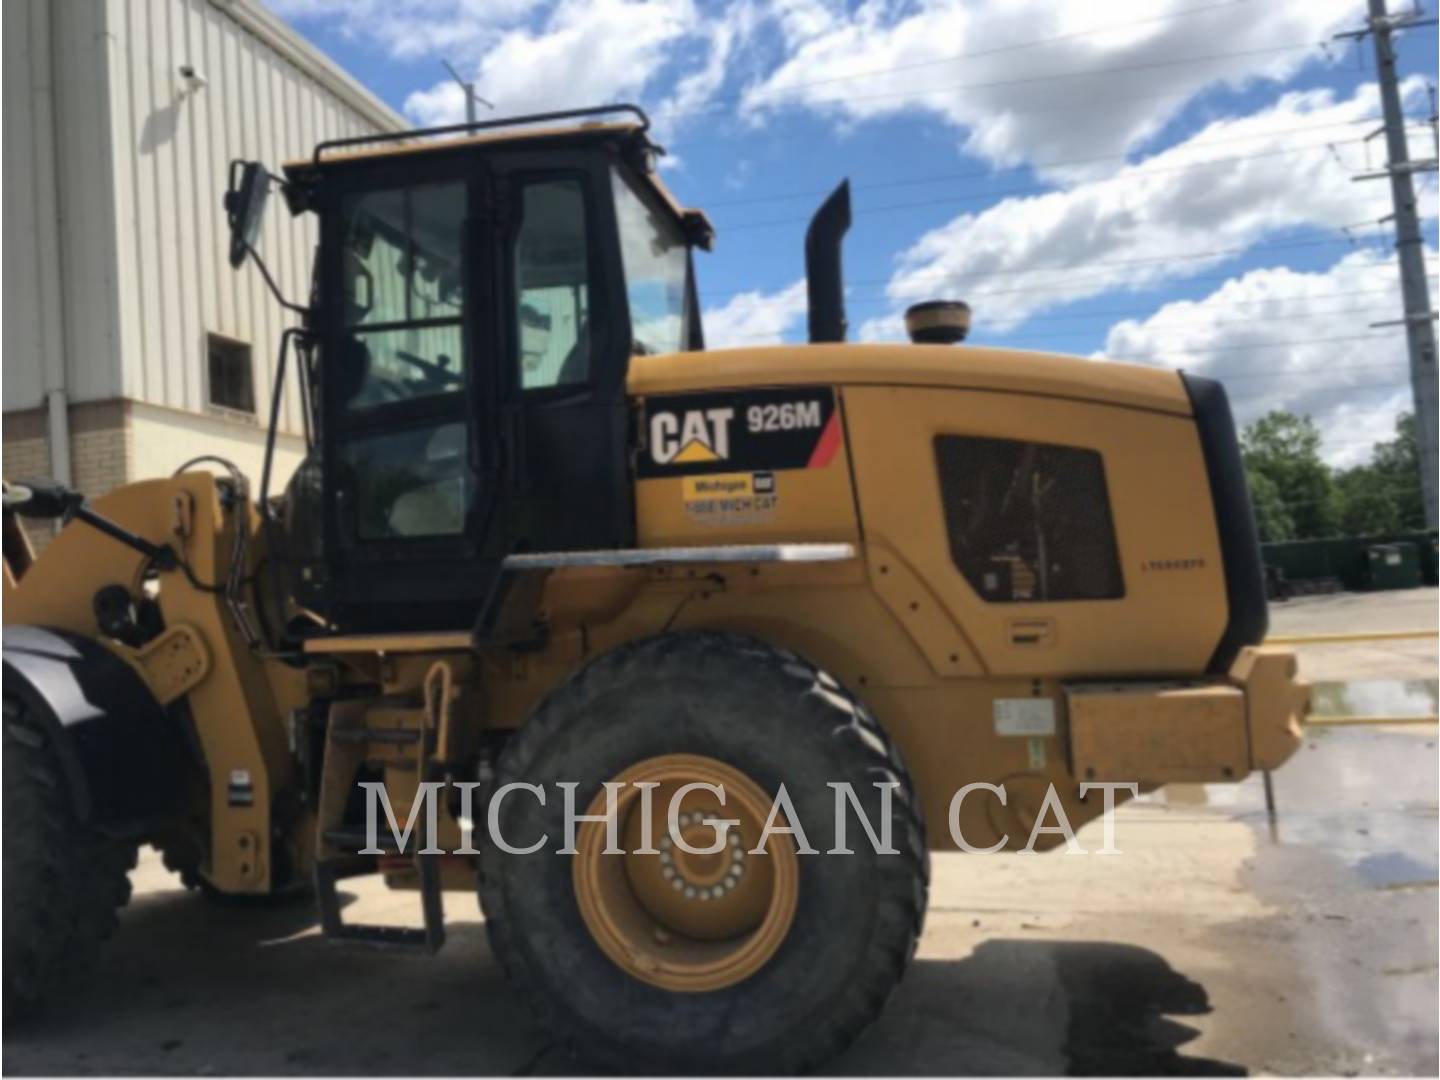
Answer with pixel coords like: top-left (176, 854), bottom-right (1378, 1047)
top-left (833, 940), bottom-right (1248, 1077)
top-left (7, 889), bottom-right (1246, 1077)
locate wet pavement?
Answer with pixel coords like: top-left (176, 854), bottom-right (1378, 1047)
top-left (4, 590), bottom-right (1436, 1076)
top-left (1310, 678), bottom-right (1438, 722)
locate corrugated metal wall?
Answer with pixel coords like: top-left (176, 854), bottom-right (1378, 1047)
top-left (105, 0), bottom-right (392, 435)
top-left (2, 0), bottom-right (400, 440)
top-left (3, 0), bottom-right (124, 412)
top-left (1, 0), bottom-right (59, 412)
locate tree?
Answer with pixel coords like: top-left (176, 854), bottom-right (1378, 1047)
top-left (1334, 464), bottom-right (1399, 535)
top-left (1371, 412), bottom-right (1426, 530)
top-left (1245, 467), bottom-right (1296, 542)
top-left (1334, 412), bottom-right (1427, 536)
top-left (1241, 412), bottom-right (1337, 540)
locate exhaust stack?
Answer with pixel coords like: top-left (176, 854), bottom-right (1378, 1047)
top-left (805, 180), bottom-right (852, 344)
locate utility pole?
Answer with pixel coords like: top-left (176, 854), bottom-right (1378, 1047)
top-left (1338, 0), bottom-right (1440, 527)
top-left (441, 59), bottom-right (494, 126)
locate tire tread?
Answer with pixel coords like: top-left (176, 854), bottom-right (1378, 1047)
top-left (478, 631), bottom-right (928, 1073)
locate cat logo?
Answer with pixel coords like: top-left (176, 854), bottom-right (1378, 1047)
top-left (649, 407), bottom-right (734, 466)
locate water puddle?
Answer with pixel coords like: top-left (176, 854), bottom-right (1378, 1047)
top-left (1352, 849), bottom-right (1438, 889)
top-left (1309, 679), bottom-right (1438, 719)
top-left (1142, 720), bottom-right (1438, 891)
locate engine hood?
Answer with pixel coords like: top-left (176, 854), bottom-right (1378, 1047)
top-left (627, 343), bottom-right (1193, 417)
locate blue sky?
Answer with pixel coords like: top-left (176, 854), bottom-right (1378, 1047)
top-left (268, 0), bottom-right (1437, 465)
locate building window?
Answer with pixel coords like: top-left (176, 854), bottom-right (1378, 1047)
top-left (207, 334), bottom-right (255, 414)
top-left (935, 434), bottom-right (1124, 602)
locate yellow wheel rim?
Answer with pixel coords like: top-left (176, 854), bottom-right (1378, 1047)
top-left (572, 754), bottom-right (799, 993)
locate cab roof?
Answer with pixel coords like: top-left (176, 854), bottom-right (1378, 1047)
top-left (280, 105), bottom-right (713, 246)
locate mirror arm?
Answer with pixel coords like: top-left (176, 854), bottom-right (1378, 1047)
top-left (243, 240), bottom-right (310, 318)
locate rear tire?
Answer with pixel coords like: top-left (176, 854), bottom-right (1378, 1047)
top-left (479, 631), bottom-right (928, 1073)
top-left (3, 694), bottom-right (138, 1013)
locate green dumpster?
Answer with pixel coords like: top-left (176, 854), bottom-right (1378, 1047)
top-left (1363, 542), bottom-right (1421, 590)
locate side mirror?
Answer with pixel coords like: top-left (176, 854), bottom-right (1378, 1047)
top-left (224, 160), bottom-right (271, 268)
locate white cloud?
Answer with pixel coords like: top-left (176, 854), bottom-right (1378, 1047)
top-left (862, 82), bottom-right (1429, 336)
top-left (266, 0), bottom-right (533, 61)
top-left (654, 2), bottom-right (761, 130)
top-left (269, 0), bottom-right (732, 130)
top-left (702, 279), bottom-right (808, 347)
top-left (740, 0), bottom-right (1363, 171)
top-left (403, 0), bottom-right (698, 126)
top-left (1098, 248), bottom-right (1430, 466)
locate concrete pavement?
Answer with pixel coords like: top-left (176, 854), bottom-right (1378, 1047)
top-left (5, 590), bottom-right (1436, 1075)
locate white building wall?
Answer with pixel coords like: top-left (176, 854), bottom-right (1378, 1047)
top-left (3, 0), bottom-right (125, 412)
top-left (128, 401), bottom-right (306, 491)
top-left (103, 0), bottom-right (404, 438)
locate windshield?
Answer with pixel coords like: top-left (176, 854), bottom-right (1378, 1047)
top-left (611, 167), bottom-right (688, 356)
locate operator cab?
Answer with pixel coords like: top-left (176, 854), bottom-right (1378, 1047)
top-left (230, 106), bottom-right (713, 633)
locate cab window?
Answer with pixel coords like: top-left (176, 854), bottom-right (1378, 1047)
top-left (611, 167), bottom-right (688, 357)
top-left (337, 181), bottom-right (465, 410)
top-left (513, 178), bottom-right (591, 390)
top-left (343, 423), bottom-right (469, 540)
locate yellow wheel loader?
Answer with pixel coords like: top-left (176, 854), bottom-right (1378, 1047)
top-left (2, 105), bottom-right (1307, 1072)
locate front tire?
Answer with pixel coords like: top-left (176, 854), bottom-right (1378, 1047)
top-left (479, 632), bottom-right (928, 1073)
top-left (3, 694), bottom-right (138, 1012)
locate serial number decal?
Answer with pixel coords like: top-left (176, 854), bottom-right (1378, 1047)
top-left (1140, 558), bottom-right (1207, 571)
top-left (638, 386), bottom-right (839, 478)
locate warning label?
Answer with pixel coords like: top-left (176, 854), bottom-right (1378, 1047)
top-left (682, 471), bottom-right (778, 525)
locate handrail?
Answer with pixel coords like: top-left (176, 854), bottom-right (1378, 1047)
top-left (311, 103), bottom-right (650, 165)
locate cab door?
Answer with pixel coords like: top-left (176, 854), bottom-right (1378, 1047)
top-left (489, 152), bottom-right (636, 555)
top-left (318, 156), bottom-right (501, 630)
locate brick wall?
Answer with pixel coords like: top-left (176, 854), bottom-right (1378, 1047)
top-left (2, 408), bottom-right (57, 551)
top-left (69, 401), bottom-right (133, 499)
top-left (3, 401), bottom-right (132, 553)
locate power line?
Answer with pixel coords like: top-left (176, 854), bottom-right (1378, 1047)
top-left (705, 119), bottom-right (1419, 209)
top-left (720, 142), bottom-right (1402, 230)
top-left (681, 22), bottom-right (1431, 121)
top-left (993, 307), bottom-right (1401, 341)
top-left (968, 292), bottom-right (1404, 325)
top-left (1036, 332), bottom-right (1409, 361)
top-left (1229, 376), bottom-right (1413, 398)
top-left (736, 40), bottom-right (1334, 115)
top-left (1211, 361), bottom-right (1408, 381)
top-left (703, 230), bottom-right (1401, 300)
top-left (842, 258), bottom-right (1433, 308)
top-left (702, 267), bottom-right (1412, 331)
top-left (727, 0), bottom-right (1253, 98)
top-left (710, 296), bottom-right (1404, 343)
top-left (1030, 332), bottom-right (1401, 360)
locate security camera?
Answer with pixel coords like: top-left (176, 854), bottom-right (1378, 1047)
top-left (179, 65), bottom-right (208, 92)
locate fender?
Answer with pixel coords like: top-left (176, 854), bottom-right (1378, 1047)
top-left (3, 625), bottom-right (186, 832)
